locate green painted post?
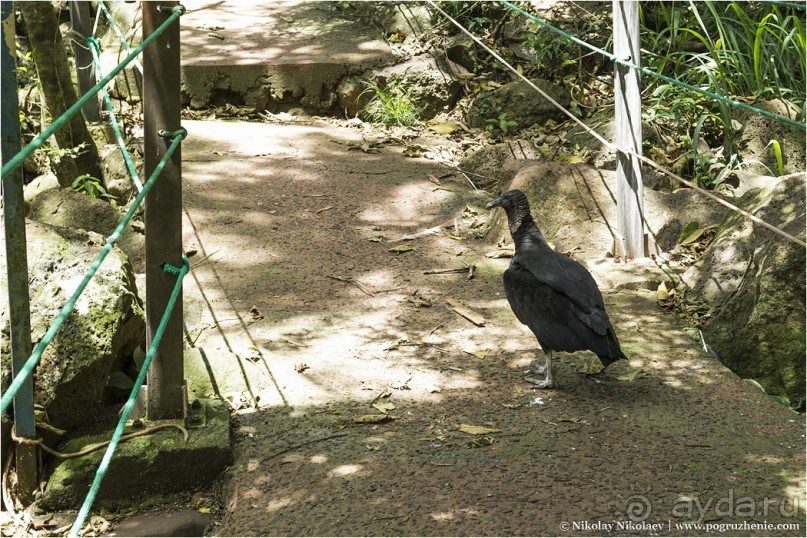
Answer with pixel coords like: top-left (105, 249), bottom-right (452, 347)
top-left (143, 1), bottom-right (186, 420)
top-left (1, 0), bottom-right (38, 505)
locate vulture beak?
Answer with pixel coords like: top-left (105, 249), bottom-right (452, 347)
top-left (486, 197), bottom-right (501, 210)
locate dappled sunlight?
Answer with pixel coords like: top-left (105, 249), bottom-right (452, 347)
top-left (327, 463), bottom-right (365, 478)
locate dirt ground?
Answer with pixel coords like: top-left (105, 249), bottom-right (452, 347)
top-left (173, 117), bottom-right (805, 537)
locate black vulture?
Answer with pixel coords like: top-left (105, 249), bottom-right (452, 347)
top-left (486, 189), bottom-right (626, 388)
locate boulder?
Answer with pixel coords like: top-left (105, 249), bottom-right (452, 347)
top-left (681, 173), bottom-right (806, 403)
top-left (96, 1), bottom-right (143, 103)
top-left (371, 54), bottom-right (462, 120)
top-left (102, 145), bottom-right (144, 202)
top-left (486, 162), bottom-right (724, 257)
top-left (466, 78), bottom-right (571, 132)
top-left (28, 188), bottom-right (145, 272)
top-left (0, 221), bottom-right (145, 431)
top-left (458, 140), bottom-right (544, 191)
top-left (734, 99), bottom-right (806, 176)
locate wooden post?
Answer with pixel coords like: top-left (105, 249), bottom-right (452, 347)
top-left (143, 2), bottom-right (185, 420)
top-left (69, 1), bottom-right (99, 121)
top-left (1, 1), bottom-right (38, 505)
top-left (613, 0), bottom-right (646, 260)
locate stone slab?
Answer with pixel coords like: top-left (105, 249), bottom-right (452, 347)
top-left (39, 398), bottom-right (231, 511)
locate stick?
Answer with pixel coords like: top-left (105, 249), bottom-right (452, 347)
top-left (445, 299), bottom-right (486, 327)
top-left (423, 267), bottom-right (467, 275)
top-left (327, 275), bottom-right (375, 297)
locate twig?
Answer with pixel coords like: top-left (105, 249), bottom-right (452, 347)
top-left (423, 267), bottom-right (467, 275)
top-left (316, 206), bottom-right (334, 214)
top-left (327, 275), bottom-right (375, 297)
top-left (263, 432), bottom-right (349, 461)
top-left (427, 323), bottom-right (444, 338)
top-left (283, 338), bottom-right (309, 348)
top-left (445, 299), bottom-right (487, 327)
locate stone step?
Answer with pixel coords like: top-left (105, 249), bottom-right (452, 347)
top-left (179, 1), bottom-right (395, 111)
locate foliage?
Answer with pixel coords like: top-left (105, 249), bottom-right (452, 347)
top-left (485, 112), bottom-right (518, 136)
top-left (71, 174), bottom-right (113, 200)
top-left (641, 0), bottom-right (806, 180)
top-left (359, 79), bottom-right (419, 126)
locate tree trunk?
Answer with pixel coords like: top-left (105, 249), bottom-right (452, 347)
top-left (19, 1), bottom-right (102, 187)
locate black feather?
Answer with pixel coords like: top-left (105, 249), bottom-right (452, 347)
top-left (487, 189), bottom-right (626, 367)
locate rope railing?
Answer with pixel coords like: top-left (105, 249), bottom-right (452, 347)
top-left (426, 1), bottom-right (806, 249)
top-left (87, 36), bottom-right (143, 192)
top-left (0, 128), bottom-right (188, 415)
top-left (500, 0), bottom-right (807, 130)
top-left (69, 256), bottom-right (190, 538)
top-left (0, 4), bottom-right (184, 180)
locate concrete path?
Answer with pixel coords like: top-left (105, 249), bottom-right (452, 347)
top-left (178, 117), bottom-right (805, 536)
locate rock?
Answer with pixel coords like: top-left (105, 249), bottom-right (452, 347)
top-left (681, 172), bottom-right (806, 402)
top-left (97, 1), bottom-right (143, 103)
top-left (102, 146), bottom-right (143, 202)
top-left (108, 510), bottom-right (210, 537)
top-left (372, 54), bottom-right (462, 120)
top-left (466, 78), bottom-right (571, 131)
top-left (23, 172), bottom-right (59, 214)
top-left (28, 188), bottom-right (145, 272)
top-left (458, 141), bottom-right (544, 191)
top-left (487, 162), bottom-right (724, 258)
top-left (0, 221), bottom-right (145, 431)
top-left (336, 76), bottom-right (371, 119)
top-left (734, 99), bottom-right (806, 176)
top-left (40, 399), bottom-right (231, 510)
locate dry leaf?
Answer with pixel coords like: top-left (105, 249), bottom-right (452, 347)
top-left (615, 370), bottom-right (650, 382)
top-left (656, 281), bottom-right (669, 301)
top-left (388, 244), bottom-right (415, 254)
top-left (458, 424), bottom-right (502, 435)
top-left (372, 401), bottom-right (397, 414)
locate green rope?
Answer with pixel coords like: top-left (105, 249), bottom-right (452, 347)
top-left (87, 36), bottom-right (143, 192)
top-left (499, 0), bottom-right (806, 130)
top-left (97, 0), bottom-right (143, 75)
top-left (0, 5), bottom-right (184, 180)
top-left (0, 130), bottom-right (187, 415)
top-left (68, 256), bottom-right (190, 538)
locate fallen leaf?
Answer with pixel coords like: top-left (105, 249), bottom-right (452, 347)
top-left (615, 370), bottom-right (650, 382)
top-left (388, 244), bottom-right (415, 254)
top-left (458, 424), bottom-right (502, 435)
top-left (657, 281), bottom-right (669, 301)
top-left (428, 123), bottom-right (459, 135)
top-left (427, 174), bottom-right (441, 185)
top-left (372, 401), bottom-right (397, 414)
top-left (368, 235), bottom-right (386, 242)
top-left (295, 363), bottom-right (310, 373)
top-left (250, 306), bottom-right (264, 320)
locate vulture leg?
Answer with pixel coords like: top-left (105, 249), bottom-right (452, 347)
top-left (525, 350), bottom-right (554, 388)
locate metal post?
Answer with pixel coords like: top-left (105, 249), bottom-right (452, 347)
top-left (613, 0), bottom-right (646, 260)
top-left (143, 2), bottom-right (184, 420)
top-left (1, 0), bottom-right (37, 505)
top-left (69, 1), bottom-right (99, 121)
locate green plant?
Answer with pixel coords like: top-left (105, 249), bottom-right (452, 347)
top-left (642, 1), bottom-right (806, 159)
top-left (72, 174), bottom-right (114, 200)
top-left (485, 112), bottom-right (518, 135)
top-left (359, 79), bottom-right (419, 127)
